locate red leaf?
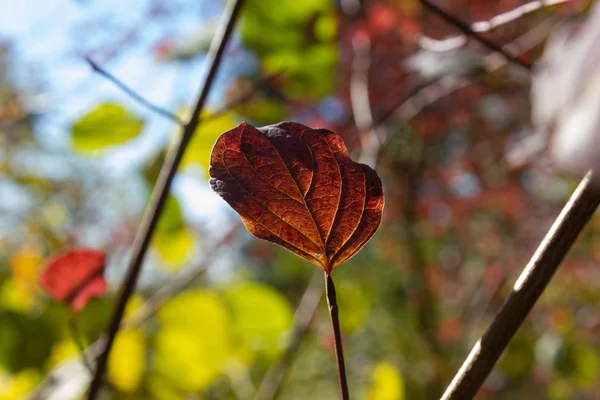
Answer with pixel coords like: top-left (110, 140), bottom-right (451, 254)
top-left (39, 249), bottom-right (107, 312)
top-left (209, 122), bottom-right (384, 272)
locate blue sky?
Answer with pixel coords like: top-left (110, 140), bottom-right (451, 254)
top-left (0, 0), bottom-right (245, 229)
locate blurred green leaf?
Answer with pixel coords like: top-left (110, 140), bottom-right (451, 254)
top-left (70, 102), bottom-right (143, 153)
top-left (224, 282), bottom-right (293, 362)
top-left (152, 195), bottom-right (198, 270)
top-left (364, 362), bottom-right (405, 400)
top-left (0, 311), bottom-right (58, 372)
top-left (337, 280), bottom-right (370, 333)
top-left (154, 290), bottom-right (232, 391)
top-left (156, 195), bottom-right (183, 234)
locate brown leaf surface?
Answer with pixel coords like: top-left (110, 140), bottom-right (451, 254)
top-left (209, 121), bottom-right (384, 272)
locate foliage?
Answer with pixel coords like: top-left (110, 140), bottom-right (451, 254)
top-left (1, 0), bottom-right (599, 399)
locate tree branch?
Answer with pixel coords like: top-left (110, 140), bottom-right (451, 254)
top-left (86, 56), bottom-right (184, 125)
top-left (441, 171), bottom-right (600, 400)
top-left (86, 1), bottom-right (246, 398)
top-left (419, 0), bottom-right (533, 70)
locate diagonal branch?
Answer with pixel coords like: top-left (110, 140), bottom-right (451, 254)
top-left (86, 1), bottom-right (246, 398)
top-left (87, 57), bottom-right (284, 126)
top-left (419, 0), bottom-right (533, 70)
top-left (441, 171), bottom-right (600, 400)
top-left (86, 56), bottom-right (185, 125)
top-left (471, 0), bottom-right (568, 33)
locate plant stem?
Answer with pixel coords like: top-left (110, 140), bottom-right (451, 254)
top-left (325, 271), bottom-right (350, 400)
top-left (86, 1), bottom-right (246, 398)
top-left (441, 171), bottom-right (600, 400)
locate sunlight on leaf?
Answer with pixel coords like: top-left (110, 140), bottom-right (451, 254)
top-left (209, 122), bottom-right (384, 272)
top-left (108, 328), bottom-right (145, 393)
top-left (71, 102), bottom-right (143, 153)
top-left (224, 282), bottom-right (293, 362)
top-left (364, 362), bottom-right (405, 400)
top-left (154, 290), bottom-right (231, 391)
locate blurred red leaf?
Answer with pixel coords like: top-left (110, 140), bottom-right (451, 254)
top-left (209, 121), bottom-right (384, 272)
top-left (39, 249), bottom-right (107, 312)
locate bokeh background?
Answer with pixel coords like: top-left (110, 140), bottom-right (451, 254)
top-left (1, 0), bottom-right (598, 399)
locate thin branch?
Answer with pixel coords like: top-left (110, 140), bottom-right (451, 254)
top-left (419, 0), bottom-right (533, 70)
top-left (371, 16), bottom-right (554, 163)
top-left (325, 272), bottom-right (350, 400)
top-left (86, 1), bottom-right (246, 398)
top-left (441, 171), bottom-right (600, 400)
top-left (86, 56), bottom-right (185, 125)
top-left (471, 0), bottom-right (568, 33)
top-left (204, 72), bottom-right (285, 122)
top-left (419, 0), bottom-right (567, 52)
top-left (349, 34), bottom-right (381, 168)
top-left (255, 270), bottom-right (323, 400)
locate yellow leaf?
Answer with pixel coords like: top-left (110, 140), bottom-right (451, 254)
top-left (337, 280), bottom-right (370, 333)
top-left (152, 227), bottom-right (197, 271)
top-left (9, 248), bottom-right (42, 285)
top-left (71, 103), bottom-right (144, 153)
top-left (154, 290), bottom-right (231, 392)
top-left (45, 340), bottom-right (79, 369)
top-left (0, 279), bottom-right (36, 312)
top-left (364, 362), bottom-right (405, 400)
top-left (0, 369), bottom-right (41, 400)
top-left (224, 283), bottom-right (293, 362)
top-left (179, 111), bottom-right (237, 178)
top-left (108, 328), bottom-right (145, 392)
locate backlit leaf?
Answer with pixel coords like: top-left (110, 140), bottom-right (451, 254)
top-left (71, 103), bottom-right (143, 153)
top-left (209, 122), bottom-right (384, 272)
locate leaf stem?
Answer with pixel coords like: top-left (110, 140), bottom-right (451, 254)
top-left (441, 171), bottom-right (600, 399)
top-left (86, 1), bottom-right (246, 398)
top-left (325, 271), bottom-right (350, 400)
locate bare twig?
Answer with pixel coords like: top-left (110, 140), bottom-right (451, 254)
top-left (325, 272), bottom-right (350, 400)
top-left (471, 0), bottom-right (568, 33)
top-left (86, 1), bottom-right (246, 398)
top-left (88, 55), bottom-right (284, 127)
top-left (86, 56), bottom-right (185, 125)
top-left (419, 0), bottom-right (567, 52)
top-left (419, 0), bottom-right (533, 70)
top-left (205, 72), bottom-right (285, 121)
top-left (349, 35), bottom-right (381, 168)
top-left (441, 171), bottom-right (600, 400)
top-left (255, 270), bottom-right (323, 400)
